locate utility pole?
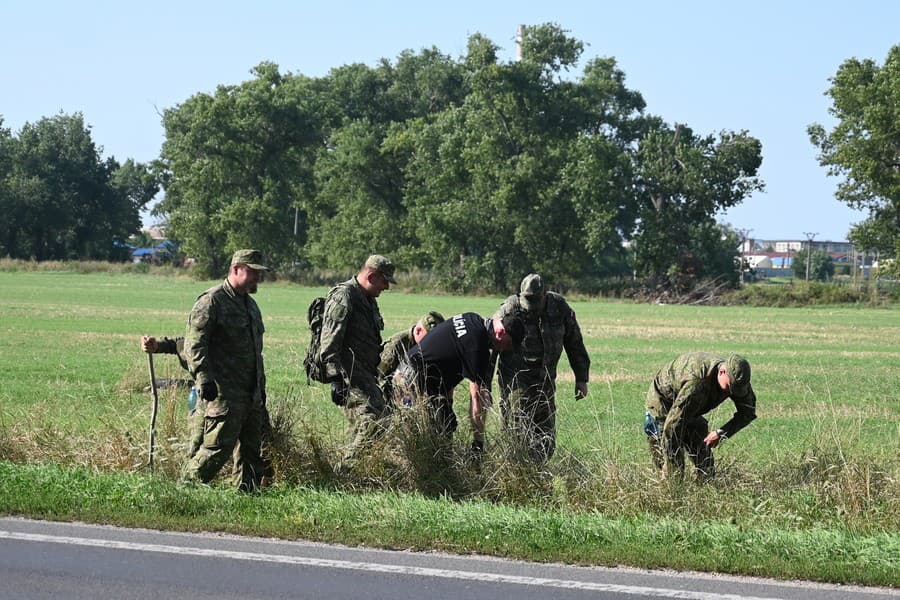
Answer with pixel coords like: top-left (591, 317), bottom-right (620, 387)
top-left (803, 232), bottom-right (817, 281)
top-left (788, 245), bottom-right (794, 281)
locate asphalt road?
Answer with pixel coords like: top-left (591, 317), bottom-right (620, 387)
top-left (0, 517), bottom-right (895, 600)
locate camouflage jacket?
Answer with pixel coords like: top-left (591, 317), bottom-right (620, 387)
top-left (647, 352), bottom-right (757, 439)
top-left (494, 292), bottom-right (591, 385)
top-left (184, 279), bottom-right (266, 411)
top-left (319, 276), bottom-right (384, 385)
top-left (379, 326), bottom-right (414, 377)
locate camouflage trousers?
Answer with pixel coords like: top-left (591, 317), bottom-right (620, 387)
top-left (422, 392), bottom-right (458, 438)
top-left (338, 374), bottom-right (389, 469)
top-left (499, 369), bottom-right (557, 464)
top-left (645, 414), bottom-right (714, 480)
top-left (183, 397), bottom-right (267, 492)
top-left (645, 379), bottom-right (715, 480)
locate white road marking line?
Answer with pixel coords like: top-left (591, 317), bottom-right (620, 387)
top-left (0, 530), bottom-right (785, 600)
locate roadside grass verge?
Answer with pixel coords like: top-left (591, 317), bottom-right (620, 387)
top-left (0, 458), bottom-right (896, 587)
top-left (1, 389), bottom-right (897, 587)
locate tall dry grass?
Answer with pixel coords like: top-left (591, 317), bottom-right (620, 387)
top-left (3, 382), bottom-right (895, 537)
top-left (0, 257), bottom-right (186, 276)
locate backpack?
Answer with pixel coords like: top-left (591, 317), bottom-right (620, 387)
top-left (303, 296), bottom-right (328, 384)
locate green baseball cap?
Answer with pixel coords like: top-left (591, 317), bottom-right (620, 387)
top-left (420, 311), bottom-right (445, 331)
top-left (725, 354), bottom-right (751, 396)
top-left (365, 254), bottom-right (396, 283)
top-left (231, 249), bottom-right (269, 271)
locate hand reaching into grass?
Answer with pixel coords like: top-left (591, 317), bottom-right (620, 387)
top-left (575, 381), bottom-right (588, 400)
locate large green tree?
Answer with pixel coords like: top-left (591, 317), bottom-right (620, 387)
top-left (0, 113), bottom-right (155, 260)
top-left (305, 48), bottom-right (467, 270)
top-left (397, 25), bottom-right (646, 291)
top-left (306, 119), bottom-right (411, 269)
top-left (630, 122), bottom-right (763, 286)
top-left (156, 63), bottom-right (321, 276)
top-left (0, 119), bottom-right (14, 256)
top-left (153, 24), bottom-right (763, 293)
top-left (809, 44), bottom-right (900, 260)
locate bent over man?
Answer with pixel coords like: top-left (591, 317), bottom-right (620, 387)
top-left (379, 311), bottom-right (445, 404)
top-left (406, 312), bottom-right (524, 453)
top-left (645, 352), bottom-right (757, 480)
top-left (182, 249), bottom-right (269, 491)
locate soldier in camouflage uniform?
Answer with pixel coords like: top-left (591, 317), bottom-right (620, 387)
top-left (378, 311), bottom-right (445, 378)
top-left (319, 254), bottom-right (396, 467)
top-left (645, 352), bottom-right (756, 480)
top-left (494, 274), bottom-right (591, 463)
top-left (182, 249), bottom-right (269, 492)
top-left (141, 334), bottom-right (275, 486)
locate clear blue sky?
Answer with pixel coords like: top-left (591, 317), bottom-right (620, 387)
top-left (3, 0), bottom-right (897, 242)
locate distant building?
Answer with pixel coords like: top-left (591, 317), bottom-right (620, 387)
top-left (770, 239), bottom-right (852, 254)
top-left (740, 238), bottom-right (853, 254)
top-left (132, 239), bottom-right (177, 264)
top-left (739, 238), bottom-right (873, 279)
top-left (744, 252), bottom-right (793, 278)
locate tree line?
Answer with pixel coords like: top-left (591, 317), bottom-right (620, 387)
top-left (153, 24), bottom-right (765, 292)
top-left (2, 25), bottom-right (896, 292)
top-left (0, 113), bottom-right (158, 262)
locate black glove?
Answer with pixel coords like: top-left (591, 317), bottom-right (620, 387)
top-left (470, 439), bottom-right (485, 456)
top-left (200, 381), bottom-right (218, 401)
top-left (330, 377), bottom-right (349, 407)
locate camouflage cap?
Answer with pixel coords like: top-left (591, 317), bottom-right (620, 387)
top-left (519, 273), bottom-right (545, 312)
top-left (365, 254), bottom-right (396, 283)
top-left (231, 249), bottom-right (269, 271)
top-left (420, 310), bottom-right (445, 331)
top-left (725, 354), bottom-right (751, 396)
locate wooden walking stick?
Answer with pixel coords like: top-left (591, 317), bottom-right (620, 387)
top-left (147, 353), bottom-right (159, 473)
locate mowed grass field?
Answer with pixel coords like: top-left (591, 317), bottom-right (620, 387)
top-left (0, 270), bottom-right (898, 585)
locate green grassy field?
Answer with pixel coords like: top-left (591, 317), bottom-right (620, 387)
top-left (0, 270), bottom-right (898, 586)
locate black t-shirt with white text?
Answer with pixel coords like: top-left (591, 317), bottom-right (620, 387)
top-left (407, 312), bottom-right (492, 395)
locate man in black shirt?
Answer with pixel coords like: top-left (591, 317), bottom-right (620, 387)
top-left (406, 312), bottom-right (524, 452)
